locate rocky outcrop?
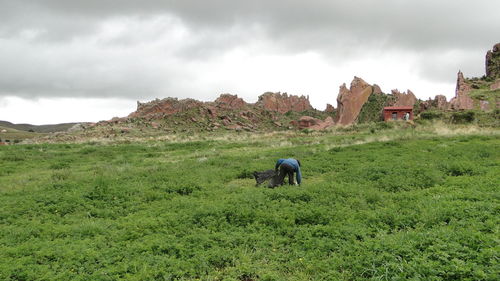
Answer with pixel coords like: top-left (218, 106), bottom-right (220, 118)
top-left (334, 77), bottom-right (374, 125)
top-left (420, 95), bottom-right (450, 111)
top-left (256, 92), bottom-right (312, 114)
top-left (296, 116), bottom-right (335, 130)
top-left (450, 71), bottom-right (474, 110)
top-left (325, 104), bottom-right (335, 113)
top-left (215, 94), bottom-right (246, 109)
top-left (126, 91), bottom-right (320, 132)
top-left (486, 43), bottom-right (500, 79)
top-left (435, 95), bottom-right (449, 110)
top-left (129, 94), bottom-right (248, 120)
top-left (391, 89), bottom-right (417, 107)
top-left (129, 98), bottom-right (203, 119)
top-left (373, 84), bottom-right (383, 95)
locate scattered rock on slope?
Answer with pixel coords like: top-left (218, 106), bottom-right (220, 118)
top-left (297, 116), bottom-right (334, 130)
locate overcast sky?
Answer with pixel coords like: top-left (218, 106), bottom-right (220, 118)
top-left (0, 0), bottom-right (498, 124)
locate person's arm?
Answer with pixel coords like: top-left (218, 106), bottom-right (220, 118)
top-left (275, 159), bottom-right (283, 171)
top-left (296, 166), bottom-right (302, 185)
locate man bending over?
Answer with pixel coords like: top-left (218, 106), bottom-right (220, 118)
top-left (275, 158), bottom-right (302, 186)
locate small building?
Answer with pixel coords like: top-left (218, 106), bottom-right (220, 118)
top-left (383, 106), bottom-right (413, 121)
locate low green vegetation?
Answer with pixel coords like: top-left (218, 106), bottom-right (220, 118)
top-left (469, 88), bottom-right (500, 107)
top-left (0, 127), bottom-right (499, 280)
top-left (417, 110), bottom-right (499, 127)
top-left (356, 94), bottom-right (392, 124)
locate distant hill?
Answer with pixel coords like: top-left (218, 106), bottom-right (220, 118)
top-left (0, 120), bottom-right (79, 133)
top-left (0, 125), bottom-right (45, 142)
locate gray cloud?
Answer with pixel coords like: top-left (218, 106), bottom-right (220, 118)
top-left (0, 0), bottom-right (499, 101)
top-left (4, 0), bottom-right (496, 48)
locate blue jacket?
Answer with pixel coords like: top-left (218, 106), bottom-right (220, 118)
top-left (275, 158), bottom-right (302, 185)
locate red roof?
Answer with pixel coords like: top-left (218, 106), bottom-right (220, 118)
top-left (383, 106), bottom-right (413, 110)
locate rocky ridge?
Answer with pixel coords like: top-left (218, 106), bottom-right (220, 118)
top-left (449, 71), bottom-right (474, 110)
top-left (32, 42), bottom-right (499, 142)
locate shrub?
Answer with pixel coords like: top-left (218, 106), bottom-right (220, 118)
top-left (237, 169), bottom-right (254, 179)
top-left (440, 161), bottom-right (480, 176)
top-left (420, 111), bottom-right (443, 120)
top-left (164, 183), bottom-right (202, 195)
top-left (370, 165), bottom-right (444, 192)
top-left (450, 111), bottom-right (475, 124)
top-left (49, 161), bottom-right (70, 170)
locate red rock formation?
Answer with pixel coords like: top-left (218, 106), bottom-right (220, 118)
top-left (450, 71), bottom-right (474, 110)
top-left (129, 98), bottom-right (203, 119)
top-left (373, 84), bottom-right (383, 95)
top-left (256, 92), bottom-right (313, 114)
top-left (486, 43), bottom-right (500, 79)
top-left (420, 95), bottom-right (449, 111)
top-left (325, 104), bottom-right (335, 113)
top-left (297, 116), bottom-right (335, 130)
top-left (129, 94), bottom-right (248, 120)
top-left (392, 89), bottom-right (417, 107)
top-left (334, 77), bottom-right (374, 125)
top-left (215, 94), bottom-right (246, 109)
top-left (435, 95), bottom-right (449, 110)
top-left (206, 106), bottom-right (217, 118)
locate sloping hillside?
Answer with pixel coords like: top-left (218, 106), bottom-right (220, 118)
top-left (0, 125), bottom-right (45, 142)
top-left (0, 120), bottom-right (78, 133)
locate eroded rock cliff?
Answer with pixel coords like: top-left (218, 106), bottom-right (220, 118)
top-left (334, 77), bottom-right (375, 125)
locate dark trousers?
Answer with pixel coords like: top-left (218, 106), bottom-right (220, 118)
top-left (278, 163), bottom-right (295, 185)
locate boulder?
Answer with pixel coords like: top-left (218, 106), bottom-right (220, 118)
top-left (479, 100), bottom-right (490, 111)
top-left (297, 116), bottom-right (335, 130)
top-left (256, 92), bottom-right (313, 114)
top-left (298, 116), bottom-right (321, 129)
top-left (240, 110), bottom-right (257, 122)
top-left (334, 77), bottom-right (374, 125)
top-left (206, 106), bottom-right (217, 118)
top-left (490, 80), bottom-right (500, 90)
top-left (151, 122), bottom-right (160, 129)
top-left (450, 71), bottom-right (474, 110)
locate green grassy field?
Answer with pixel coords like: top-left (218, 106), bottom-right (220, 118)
top-left (0, 126), bottom-right (499, 280)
